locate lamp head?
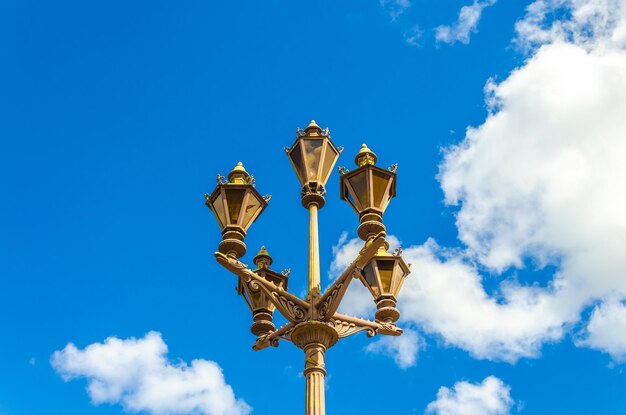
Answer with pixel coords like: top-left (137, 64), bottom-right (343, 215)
top-left (359, 243), bottom-right (410, 323)
top-left (286, 120), bottom-right (341, 208)
top-left (237, 246), bottom-right (289, 336)
top-left (205, 162), bottom-right (269, 258)
top-left (340, 144), bottom-right (397, 240)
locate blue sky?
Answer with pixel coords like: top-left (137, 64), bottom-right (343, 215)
top-left (2, 1), bottom-right (626, 414)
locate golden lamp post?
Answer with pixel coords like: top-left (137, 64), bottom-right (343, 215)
top-left (205, 120), bottom-right (410, 415)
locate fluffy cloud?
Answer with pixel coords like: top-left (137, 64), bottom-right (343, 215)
top-left (435, 0), bottom-right (497, 45)
top-left (436, 0), bottom-right (626, 360)
top-left (426, 376), bottom-right (514, 415)
top-left (577, 299), bottom-right (626, 362)
top-left (400, 240), bottom-right (580, 361)
top-left (365, 328), bottom-right (422, 369)
top-left (51, 332), bottom-right (250, 415)
top-left (331, 0), bottom-right (626, 364)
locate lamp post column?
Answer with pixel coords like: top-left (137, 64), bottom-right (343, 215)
top-left (308, 203), bottom-right (321, 296)
top-left (304, 342), bottom-right (326, 415)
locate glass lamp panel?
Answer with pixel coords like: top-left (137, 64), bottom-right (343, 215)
top-left (348, 171), bottom-right (370, 210)
top-left (225, 188), bottom-right (246, 224)
top-left (211, 191), bottom-right (227, 229)
top-left (303, 138), bottom-right (323, 181)
top-left (363, 263), bottom-right (380, 297)
top-left (248, 288), bottom-right (264, 310)
top-left (241, 193), bottom-right (262, 229)
top-left (393, 271), bottom-right (408, 297)
top-left (320, 142), bottom-right (339, 185)
top-left (372, 170), bottom-right (393, 210)
top-left (345, 187), bottom-right (360, 213)
top-left (261, 270), bottom-right (285, 289)
top-left (290, 141), bottom-right (306, 184)
top-left (238, 282), bottom-right (253, 310)
top-left (377, 259), bottom-right (396, 294)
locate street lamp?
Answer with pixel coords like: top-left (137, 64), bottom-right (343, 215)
top-left (206, 122), bottom-right (410, 415)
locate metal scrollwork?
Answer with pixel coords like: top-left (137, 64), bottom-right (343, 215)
top-left (317, 282), bottom-right (343, 318)
top-left (216, 174), bottom-right (227, 184)
top-left (330, 318), bottom-right (372, 339)
top-left (272, 292), bottom-right (307, 323)
top-left (248, 280), bottom-right (261, 293)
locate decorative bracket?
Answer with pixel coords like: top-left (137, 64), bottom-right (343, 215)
top-left (316, 232), bottom-right (387, 319)
top-left (331, 312), bottom-right (403, 338)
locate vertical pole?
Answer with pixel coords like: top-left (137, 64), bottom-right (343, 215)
top-left (308, 204), bottom-right (321, 296)
top-left (304, 343), bottom-right (326, 415)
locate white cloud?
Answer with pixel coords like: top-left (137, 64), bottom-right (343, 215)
top-left (433, 0), bottom-right (626, 360)
top-left (515, 0), bottom-right (626, 51)
top-left (400, 240), bottom-right (579, 361)
top-left (577, 298), bottom-right (626, 362)
top-left (51, 332), bottom-right (251, 415)
top-left (331, 0), bottom-right (626, 365)
top-left (365, 328), bottom-right (422, 368)
top-left (426, 376), bottom-right (514, 415)
top-left (380, 0), bottom-right (412, 21)
top-left (435, 0), bottom-right (497, 45)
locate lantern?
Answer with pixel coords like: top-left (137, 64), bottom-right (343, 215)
top-left (286, 120), bottom-right (341, 206)
top-left (205, 162), bottom-right (268, 258)
top-left (360, 248), bottom-right (410, 323)
top-left (340, 144), bottom-right (396, 240)
top-left (238, 246), bottom-right (289, 336)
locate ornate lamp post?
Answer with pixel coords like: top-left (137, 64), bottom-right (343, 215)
top-left (205, 121), bottom-right (410, 415)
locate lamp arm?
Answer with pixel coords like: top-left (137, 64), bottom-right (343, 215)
top-left (252, 322), bottom-right (295, 351)
top-left (331, 312), bottom-right (403, 337)
top-left (316, 232), bottom-right (387, 319)
top-left (215, 252), bottom-right (310, 323)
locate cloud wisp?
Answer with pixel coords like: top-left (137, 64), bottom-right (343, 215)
top-left (51, 332), bottom-right (251, 415)
top-left (435, 0), bottom-right (497, 45)
top-left (380, 0), bottom-right (412, 21)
